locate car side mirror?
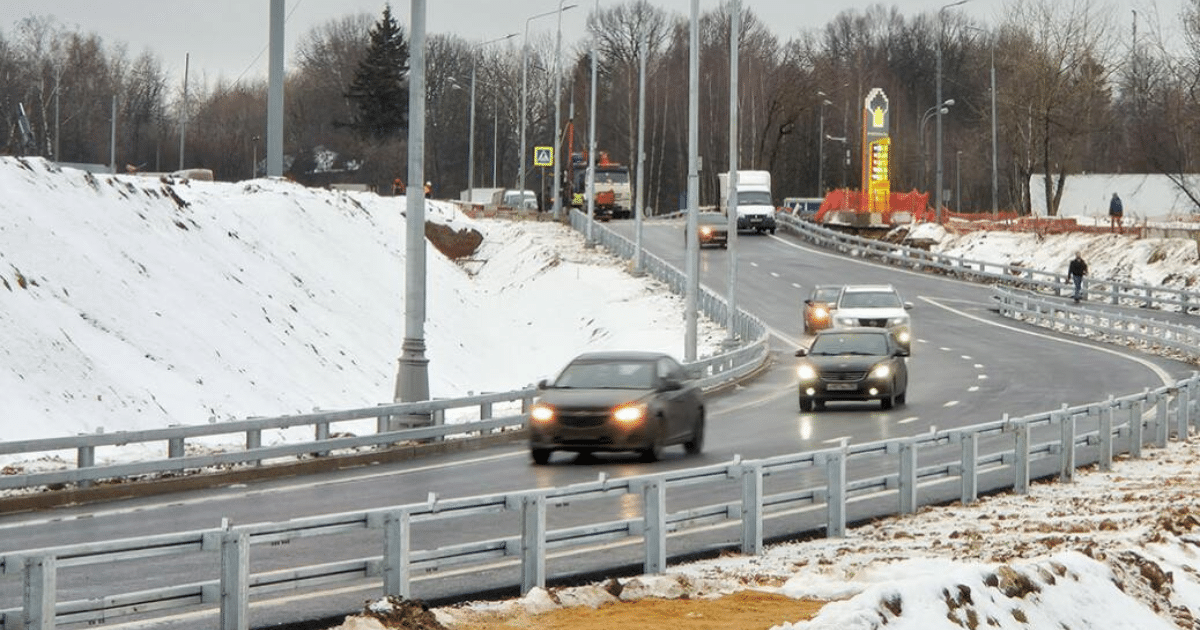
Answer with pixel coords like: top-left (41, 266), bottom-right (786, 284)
top-left (803, 299), bottom-right (813, 305)
top-left (660, 378), bottom-right (682, 391)
top-left (904, 302), bottom-right (914, 310)
top-left (794, 348), bottom-right (808, 357)
top-left (895, 347), bottom-right (910, 357)
top-left (537, 379), bottom-right (549, 390)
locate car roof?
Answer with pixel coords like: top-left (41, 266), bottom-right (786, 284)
top-left (569, 350), bottom-right (675, 362)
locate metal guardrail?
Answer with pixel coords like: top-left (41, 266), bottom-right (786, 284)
top-left (776, 212), bottom-right (1200, 313)
top-left (0, 213), bottom-right (768, 496)
top-left (4, 371), bottom-right (1197, 629)
top-left (8, 213), bottom-right (1199, 630)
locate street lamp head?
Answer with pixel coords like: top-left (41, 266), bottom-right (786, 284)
top-left (943, 98), bottom-right (956, 107)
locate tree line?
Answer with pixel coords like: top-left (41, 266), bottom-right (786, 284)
top-left (0, 0), bottom-right (1195, 217)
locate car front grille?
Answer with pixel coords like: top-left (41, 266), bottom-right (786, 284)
top-left (557, 411), bottom-right (608, 428)
top-left (823, 371), bottom-right (867, 382)
top-left (857, 318), bottom-right (888, 327)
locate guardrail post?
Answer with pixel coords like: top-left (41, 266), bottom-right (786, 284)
top-left (1014, 421), bottom-right (1030, 494)
top-left (739, 464), bottom-right (763, 555)
top-left (1154, 391), bottom-right (1168, 448)
top-left (519, 495), bottom-right (547, 594)
top-left (1130, 396), bottom-right (1144, 459)
top-left (643, 479), bottom-right (667, 574)
top-left (168, 436), bottom-right (185, 459)
top-left (1057, 409), bottom-right (1076, 483)
top-left (825, 450), bottom-right (847, 538)
top-left (1099, 398), bottom-right (1114, 472)
top-left (316, 420), bottom-right (331, 453)
top-left (383, 510), bottom-right (411, 598)
top-left (23, 555), bottom-right (55, 630)
top-left (1179, 382), bottom-right (1192, 442)
top-left (899, 439), bottom-right (917, 514)
top-left (220, 529), bottom-right (250, 630)
top-left (77, 444), bottom-right (94, 488)
top-left (960, 432), bottom-right (978, 504)
top-left (246, 429), bottom-right (262, 466)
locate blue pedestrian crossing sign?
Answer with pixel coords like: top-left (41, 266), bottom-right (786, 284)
top-left (533, 146), bottom-right (554, 167)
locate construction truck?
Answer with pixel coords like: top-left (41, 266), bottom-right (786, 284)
top-left (566, 151), bottom-right (633, 221)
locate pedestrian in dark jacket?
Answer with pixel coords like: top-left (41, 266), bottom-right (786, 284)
top-left (1108, 193), bottom-right (1123, 233)
top-left (1067, 252), bottom-right (1088, 302)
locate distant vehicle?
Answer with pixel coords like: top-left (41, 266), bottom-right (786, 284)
top-left (830, 284), bottom-right (914, 350)
top-left (783, 197), bottom-right (823, 220)
top-left (794, 328), bottom-right (909, 411)
top-left (694, 212), bottom-right (729, 248)
top-left (528, 351), bottom-right (706, 464)
top-left (718, 170), bottom-right (776, 234)
top-left (567, 151), bottom-right (632, 220)
top-left (803, 284), bottom-right (843, 335)
top-left (495, 189), bottom-right (539, 211)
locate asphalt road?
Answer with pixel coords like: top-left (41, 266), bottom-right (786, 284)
top-left (2, 218), bottom-right (1194, 628)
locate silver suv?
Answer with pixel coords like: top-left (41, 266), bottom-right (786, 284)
top-left (830, 284), bottom-right (914, 349)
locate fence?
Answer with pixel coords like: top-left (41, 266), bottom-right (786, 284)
top-left (776, 212), bottom-right (1200, 313)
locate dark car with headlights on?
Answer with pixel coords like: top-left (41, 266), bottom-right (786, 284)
top-left (794, 328), bottom-right (909, 411)
top-left (803, 284), bottom-right (843, 335)
top-left (693, 211), bottom-right (729, 248)
top-left (528, 351), bottom-right (706, 464)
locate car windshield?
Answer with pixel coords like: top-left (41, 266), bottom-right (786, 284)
top-left (812, 287), bottom-right (841, 303)
top-left (552, 360), bottom-right (655, 389)
top-left (810, 333), bottom-right (888, 356)
top-left (737, 191), bottom-right (772, 206)
top-left (839, 290), bottom-right (901, 309)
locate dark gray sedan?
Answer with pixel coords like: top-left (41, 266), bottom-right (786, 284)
top-left (528, 351), bottom-right (706, 464)
top-left (794, 328), bottom-right (909, 411)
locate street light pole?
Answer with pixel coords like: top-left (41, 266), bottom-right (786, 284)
top-left (552, 0), bottom-right (573, 219)
top-left (520, 5), bottom-right (575, 195)
top-left (468, 34), bottom-right (517, 198)
top-left (817, 93), bottom-right (832, 196)
top-left (989, 38), bottom-right (998, 217)
top-left (920, 100), bottom-right (952, 191)
top-left (936, 0), bottom-right (970, 224)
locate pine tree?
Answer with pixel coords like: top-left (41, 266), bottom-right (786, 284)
top-left (344, 5), bottom-right (409, 139)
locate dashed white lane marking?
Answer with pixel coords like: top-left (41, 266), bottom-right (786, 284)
top-left (978, 374), bottom-right (988, 380)
top-left (943, 400), bottom-right (960, 407)
top-left (961, 355), bottom-right (972, 360)
top-left (771, 272), bottom-right (781, 278)
top-left (898, 416), bottom-right (920, 424)
top-left (968, 386), bottom-right (980, 392)
top-left (823, 436), bottom-right (853, 445)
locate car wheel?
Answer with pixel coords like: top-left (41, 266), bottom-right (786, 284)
top-left (684, 409), bottom-right (705, 455)
top-left (799, 397), bottom-right (814, 412)
top-left (770, 228), bottom-right (776, 234)
top-left (881, 382), bottom-right (896, 410)
top-left (897, 388), bottom-right (907, 405)
top-left (640, 419), bottom-right (664, 462)
top-left (531, 448), bottom-right (552, 465)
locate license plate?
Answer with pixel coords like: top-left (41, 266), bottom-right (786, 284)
top-left (827, 383), bottom-right (856, 391)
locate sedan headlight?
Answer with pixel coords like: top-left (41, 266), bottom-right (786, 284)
top-left (810, 306), bottom-right (829, 321)
top-left (889, 316), bottom-right (910, 327)
top-left (613, 403), bottom-right (648, 424)
top-left (700, 227), bottom-right (713, 237)
top-left (530, 403), bottom-right (556, 423)
top-left (834, 316), bottom-right (856, 327)
top-left (869, 364), bottom-right (891, 379)
top-left (797, 364), bottom-right (817, 380)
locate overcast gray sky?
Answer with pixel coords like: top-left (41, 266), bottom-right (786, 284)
top-left (0, 0), bottom-right (1185, 83)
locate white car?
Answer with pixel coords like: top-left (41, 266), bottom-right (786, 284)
top-left (830, 284), bottom-right (914, 349)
